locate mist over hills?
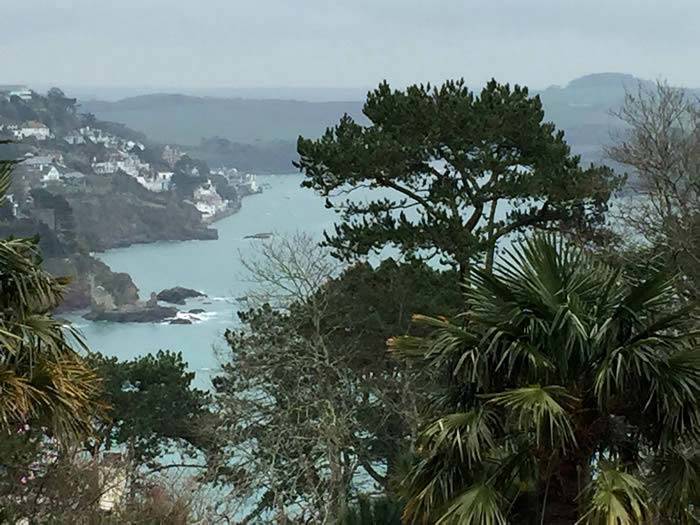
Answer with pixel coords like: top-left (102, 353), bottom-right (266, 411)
top-left (79, 73), bottom-right (699, 173)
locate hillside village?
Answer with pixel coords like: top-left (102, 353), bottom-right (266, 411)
top-left (0, 85), bottom-right (260, 222)
top-left (0, 85), bottom-right (262, 315)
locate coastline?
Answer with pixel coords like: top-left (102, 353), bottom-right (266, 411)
top-left (58, 189), bottom-right (261, 316)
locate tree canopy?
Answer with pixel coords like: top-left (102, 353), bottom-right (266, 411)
top-left (297, 79), bottom-right (622, 273)
top-left (86, 350), bottom-right (214, 468)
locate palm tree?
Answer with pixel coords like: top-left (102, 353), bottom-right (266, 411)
top-left (0, 153), bottom-right (103, 439)
top-left (389, 235), bottom-right (700, 524)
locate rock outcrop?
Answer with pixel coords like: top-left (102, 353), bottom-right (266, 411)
top-left (84, 304), bottom-right (177, 323)
top-left (156, 286), bottom-right (206, 305)
top-left (46, 254), bottom-right (139, 313)
top-left (244, 232), bottom-right (273, 240)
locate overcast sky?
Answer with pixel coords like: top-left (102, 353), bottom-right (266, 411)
top-left (2, 0), bottom-right (697, 91)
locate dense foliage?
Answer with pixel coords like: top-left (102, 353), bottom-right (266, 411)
top-left (0, 88), bottom-right (79, 135)
top-left (390, 235), bottom-right (700, 524)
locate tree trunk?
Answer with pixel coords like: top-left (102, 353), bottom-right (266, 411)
top-left (540, 458), bottom-right (583, 524)
top-left (485, 200), bottom-right (499, 273)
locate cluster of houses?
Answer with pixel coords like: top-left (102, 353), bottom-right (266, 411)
top-left (212, 167), bottom-right (261, 195)
top-left (0, 121), bottom-right (52, 141)
top-left (69, 126), bottom-right (146, 151)
top-left (9, 152), bottom-right (86, 194)
top-left (192, 180), bottom-right (229, 220)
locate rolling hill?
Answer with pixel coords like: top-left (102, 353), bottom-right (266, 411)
top-left (79, 73), bottom-right (699, 172)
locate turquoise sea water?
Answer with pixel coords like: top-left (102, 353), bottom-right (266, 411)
top-left (68, 174), bottom-right (335, 388)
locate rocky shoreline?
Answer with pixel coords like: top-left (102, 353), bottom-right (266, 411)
top-left (84, 287), bottom-right (209, 323)
top-left (84, 304), bottom-right (178, 323)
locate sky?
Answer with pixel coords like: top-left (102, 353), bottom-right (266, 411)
top-left (1, 0), bottom-right (698, 92)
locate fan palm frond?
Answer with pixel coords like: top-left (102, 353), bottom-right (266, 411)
top-left (435, 483), bottom-right (507, 525)
top-left (577, 466), bottom-right (649, 525)
top-left (418, 408), bottom-right (499, 466)
top-left (394, 234), bottom-right (699, 523)
top-left (484, 385), bottom-right (577, 450)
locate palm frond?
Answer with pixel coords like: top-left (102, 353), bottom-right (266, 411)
top-left (435, 483), bottom-right (507, 525)
top-left (618, 270), bottom-right (676, 320)
top-left (0, 154), bottom-right (15, 202)
top-left (418, 409), bottom-right (498, 466)
top-left (484, 385), bottom-right (577, 450)
top-left (577, 466), bottom-right (649, 525)
top-left (401, 454), bottom-right (474, 525)
top-left (0, 159), bottom-right (104, 440)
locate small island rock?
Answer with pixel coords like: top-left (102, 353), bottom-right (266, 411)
top-left (156, 287), bottom-right (207, 305)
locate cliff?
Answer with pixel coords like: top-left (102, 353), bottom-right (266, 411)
top-left (56, 173), bottom-right (218, 251)
top-left (0, 219), bottom-right (139, 312)
top-left (44, 254), bottom-right (139, 312)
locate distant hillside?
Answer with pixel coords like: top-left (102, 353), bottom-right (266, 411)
top-left (80, 73), bottom-right (700, 171)
top-left (81, 95), bottom-right (366, 145)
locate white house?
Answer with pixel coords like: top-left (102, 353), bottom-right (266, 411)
top-left (92, 151), bottom-right (149, 177)
top-left (80, 126), bottom-right (111, 145)
top-left (117, 153), bottom-right (150, 177)
top-left (193, 181), bottom-right (228, 220)
top-left (18, 121), bottom-right (50, 141)
top-left (126, 140), bottom-right (146, 151)
top-left (243, 173), bottom-right (259, 193)
top-left (136, 171), bottom-right (173, 192)
top-left (41, 166), bottom-right (62, 182)
top-left (5, 194), bottom-right (18, 217)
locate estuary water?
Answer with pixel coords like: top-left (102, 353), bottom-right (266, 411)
top-left (69, 174), bottom-right (335, 388)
